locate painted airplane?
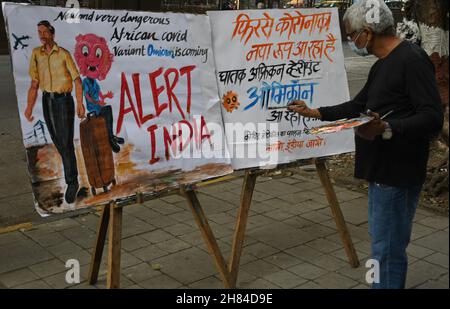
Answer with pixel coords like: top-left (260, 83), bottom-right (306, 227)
top-left (12, 33), bottom-right (30, 50)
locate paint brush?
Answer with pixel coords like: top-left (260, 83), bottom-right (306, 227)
top-left (268, 106), bottom-right (289, 110)
top-left (380, 110), bottom-right (394, 120)
top-left (365, 109), bottom-right (394, 120)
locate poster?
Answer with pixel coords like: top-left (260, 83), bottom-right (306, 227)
top-left (208, 8), bottom-right (355, 170)
top-left (3, 3), bottom-right (232, 215)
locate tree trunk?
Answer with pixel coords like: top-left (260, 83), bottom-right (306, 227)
top-left (410, 0), bottom-right (449, 198)
top-left (411, 0), bottom-right (449, 56)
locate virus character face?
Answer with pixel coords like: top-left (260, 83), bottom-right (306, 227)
top-left (74, 34), bottom-right (113, 80)
top-left (222, 91), bottom-right (240, 113)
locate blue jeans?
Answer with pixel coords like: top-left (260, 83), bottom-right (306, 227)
top-left (368, 182), bottom-right (422, 289)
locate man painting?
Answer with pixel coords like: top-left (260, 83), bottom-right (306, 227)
top-left (288, 0), bottom-right (444, 288)
top-left (24, 20), bottom-right (85, 204)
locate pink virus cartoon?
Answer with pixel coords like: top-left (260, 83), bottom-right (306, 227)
top-left (74, 33), bottom-right (113, 80)
top-left (74, 34), bottom-right (124, 153)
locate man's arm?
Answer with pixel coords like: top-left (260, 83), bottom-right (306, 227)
top-left (317, 79), bottom-right (369, 121)
top-left (289, 83), bottom-right (369, 121)
top-left (64, 50), bottom-right (85, 119)
top-left (74, 77), bottom-right (85, 119)
top-left (315, 62), bottom-right (379, 121)
top-left (25, 49), bottom-right (39, 122)
top-left (290, 64), bottom-right (375, 121)
top-left (388, 57), bottom-right (444, 138)
top-left (24, 80), bottom-right (39, 122)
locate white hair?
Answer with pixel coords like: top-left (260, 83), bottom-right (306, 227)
top-left (343, 0), bottom-right (395, 35)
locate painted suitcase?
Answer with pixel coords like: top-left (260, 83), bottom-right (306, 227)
top-left (79, 112), bottom-right (116, 196)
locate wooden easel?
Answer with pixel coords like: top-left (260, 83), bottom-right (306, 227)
top-left (88, 157), bottom-right (359, 289)
top-left (228, 157), bottom-right (360, 287)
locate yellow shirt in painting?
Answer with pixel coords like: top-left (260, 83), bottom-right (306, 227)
top-left (29, 43), bottom-right (80, 93)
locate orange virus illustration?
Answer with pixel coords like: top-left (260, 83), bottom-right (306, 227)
top-left (222, 91), bottom-right (240, 113)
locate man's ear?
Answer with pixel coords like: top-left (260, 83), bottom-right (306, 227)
top-left (364, 27), bottom-right (373, 42)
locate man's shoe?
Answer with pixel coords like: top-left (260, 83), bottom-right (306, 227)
top-left (114, 136), bottom-right (125, 145)
top-left (65, 182), bottom-right (79, 204)
top-left (110, 139), bottom-right (121, 153)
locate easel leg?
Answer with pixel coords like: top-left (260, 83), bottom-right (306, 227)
top-left (107, 202), bottom-right (123, 288)
top-left (181, 187), bottom-right (234, 289)
top-left (315, 159), bottom-right (360, 268)
top-left (88, 203), bottom-right (110, 285)
top-left (228, 170), bottom-right (257, 286)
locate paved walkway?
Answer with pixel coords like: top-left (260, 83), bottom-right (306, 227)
top-left (0, 169), bottom-right (448, 289)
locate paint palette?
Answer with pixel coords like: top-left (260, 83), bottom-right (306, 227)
top-left (308, 116), bottom-right (373, 135)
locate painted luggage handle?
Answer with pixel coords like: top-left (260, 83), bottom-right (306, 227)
top-left (87, 111), bottom-right (97, 119)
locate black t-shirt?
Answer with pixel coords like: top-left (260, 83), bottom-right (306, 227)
top-left (318, 41), bottom-right (444, 187)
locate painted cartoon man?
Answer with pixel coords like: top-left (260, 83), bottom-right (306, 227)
top-left (74, 33), bottom-right (124, 153)
top-left (24, 20), bottom-right (85, 204)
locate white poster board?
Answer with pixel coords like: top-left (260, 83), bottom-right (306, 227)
top-left (208, 8), bottom-right (354, 170)
top-left (3, 3), bottom-right (232, 215)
